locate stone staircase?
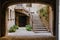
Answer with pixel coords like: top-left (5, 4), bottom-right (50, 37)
top-left (32, 14), bottom-right (48, 33)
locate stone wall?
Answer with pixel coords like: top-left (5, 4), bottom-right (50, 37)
top-left (6, 5), bottom-right (16, 30)
top-left (38, 6), bottom-right (50, 31)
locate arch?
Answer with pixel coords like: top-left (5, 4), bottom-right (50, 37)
top-left (0, 0), bottom-right (56, 37)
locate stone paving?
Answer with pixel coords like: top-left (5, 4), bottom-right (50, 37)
top-left (8, 27), bottom-right (52, 37)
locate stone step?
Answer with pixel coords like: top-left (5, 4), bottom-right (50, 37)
top-left (33, 22), bottom-right (41, 25)
top-left (33, 17), bottom-right (40, 20)
top-left (33, 31), bottom-right (49, 33)
top-left (33, 21), bottom-right (40, 24)
top-left (33, 29), bottom-right (47, 31)
top-left (33, 19), bottom-right (39, 21)
top-left (33, 24), bottom-right (43, 25)
top-left (33, 27), bottom-right (47, 29)
top-left (32, 14), bottom-right (46, 32)
top-left (33, 25), bottom-right (43, 27)
top-left (33, 20), bottom-right (40, 21)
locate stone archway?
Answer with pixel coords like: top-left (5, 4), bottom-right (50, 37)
top-left (15, 8), bottom-right (30, 27)
top-left (0, 0), bottom-right (56, 37)
top-left (15, 11), bottom-right (30, 27)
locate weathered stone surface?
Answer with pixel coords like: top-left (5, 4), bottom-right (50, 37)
top-left (0, 36), bottom-right (56, 40)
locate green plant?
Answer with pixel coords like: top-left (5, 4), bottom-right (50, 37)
top-left (9, 27), bottom-right (16, 32)
top-left (25, 25), bottom-right (32, 31)
top-left (40, 8), bottom-right (44, 13)
top-left (13, 25), bottom-right (19, 29)
top-left (40, 6), bottom-right (49, 21)
top-left (9, 25), bottom-right (19, 32)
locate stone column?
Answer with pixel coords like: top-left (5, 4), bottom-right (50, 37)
top-left (49, 6), bottom-right (53, 34)
top-left (29, 13), bottom-right (32, 27)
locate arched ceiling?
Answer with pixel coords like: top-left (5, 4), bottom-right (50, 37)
top-left (1, 0), bottom-right (55, 9)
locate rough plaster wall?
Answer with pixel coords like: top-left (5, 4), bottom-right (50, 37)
top-left (7, 5), bottom-right (16, 30)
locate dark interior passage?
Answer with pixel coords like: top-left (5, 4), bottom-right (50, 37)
top-left (19, 16), bottom-right (27, 27)
top-left (15, 11), bottom-right (28, 27)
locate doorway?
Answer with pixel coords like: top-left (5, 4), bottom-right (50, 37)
top-left (15, 11), bottom-right (29, 27)
top-left (18, 16), bottom-right (27, 27)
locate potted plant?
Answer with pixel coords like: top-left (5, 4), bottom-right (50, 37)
top-left (25, 24), bottom-right (32, 31)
